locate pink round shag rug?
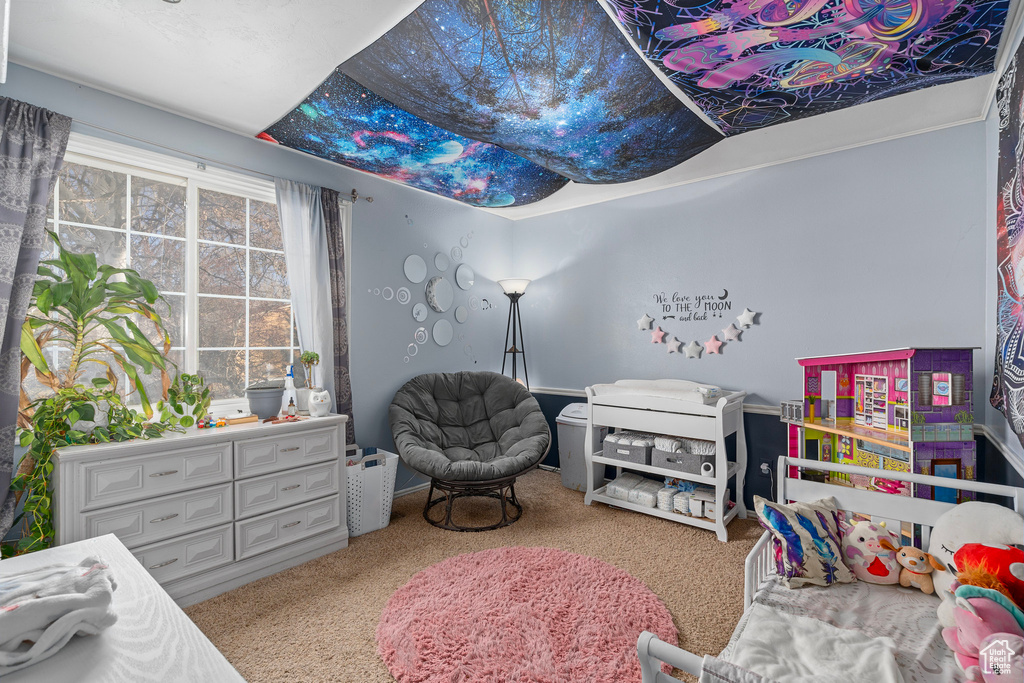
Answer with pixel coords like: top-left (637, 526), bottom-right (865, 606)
top-left (376, 546), bottom-right (677, 683)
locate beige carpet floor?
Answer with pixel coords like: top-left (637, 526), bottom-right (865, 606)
top-left (185, 470), bottom-right (762, 682)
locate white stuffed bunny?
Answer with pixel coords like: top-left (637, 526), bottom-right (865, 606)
top-left (927, 501), bottom-right (1024, 627)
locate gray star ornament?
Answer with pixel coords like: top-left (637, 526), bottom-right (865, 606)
top-left (667, 337), bottom-right (682, 354)
top-left (723, 324), bottom-right (743, 341)
top-left (737, 308), bottom-right (757, 328)
top-left (637, 313), bottom-right (654, 330)
top-left (683, 340), bottom-right (703, 359)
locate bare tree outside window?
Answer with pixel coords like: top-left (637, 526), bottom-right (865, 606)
top-left (28, 159), bottom-right (296, 406)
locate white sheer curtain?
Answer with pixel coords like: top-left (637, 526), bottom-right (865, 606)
top-left (275, 179), bottom-right (335, 411)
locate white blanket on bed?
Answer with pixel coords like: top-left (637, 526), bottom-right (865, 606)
top-left (729, 602), bottom-right (903, 683)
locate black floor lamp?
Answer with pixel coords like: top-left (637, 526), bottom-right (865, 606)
top-left (498, 279), bottom-right (530, 389)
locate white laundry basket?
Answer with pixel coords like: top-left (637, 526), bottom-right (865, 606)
top-left (346, 449), bottom-right (399, 537)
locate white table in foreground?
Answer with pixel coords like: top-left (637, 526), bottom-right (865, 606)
top-left (0, 534), bottom-right (243, 682)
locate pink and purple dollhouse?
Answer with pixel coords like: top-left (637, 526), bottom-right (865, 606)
top-left (781, 348), bottom-right (977, 503)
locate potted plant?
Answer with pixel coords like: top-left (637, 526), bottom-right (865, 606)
top-left (158, 373), bottom-right (212, 428)
top-left (297, 351), bottom-right (320, 414)
top-left (4, 232), bottom-right (177, 557)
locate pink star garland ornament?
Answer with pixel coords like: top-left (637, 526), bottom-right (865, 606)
top-left (651, 326), bottom-right (666, 344)
top-left (667, 337), bottom-right (682, 354)
top-left (723, 324), bottom-right (742, 342)
top-left (704, 335), bottom-right (723, 354)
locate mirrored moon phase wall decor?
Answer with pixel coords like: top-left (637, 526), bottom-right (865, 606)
top-left (412, 303), bottom-right (429, 322)
top-left (404, 254), bottom-right (427, 284)
top-left (433, 319), bottom-right (454, 347)
top-left (455, 264), bottom-right (475, 290)
top-left (425, 276), bottom-right (454, 313)
top-left (435, 252), bottom-right (450, 272)
top-left (455, 305), bottom-right (468, 323)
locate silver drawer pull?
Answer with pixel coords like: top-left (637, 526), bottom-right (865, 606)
top-left (149, 470), bottom-right (178, 477)
top-left (280, 447), bottom-right (300, 452)
top-left (149, 558), bottom-right (178, 569)
top-left (282, 521), bottom-right (300, 528)
top-left (281, 484), bottom-right (301, 491)
top-left (150, 513), bottom-right (179, 524)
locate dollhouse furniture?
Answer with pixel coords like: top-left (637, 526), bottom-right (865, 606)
top-left (636, 457), bottom-right (1023, 682)
top-left (388, 371), bottom-right (551, 531)
top-left (1, 534), bottom-right (243, 682)
top-left (53, 415), bottom-right (349, 607)
top-left (783, 348), bottom-right (978, 502)
top-left (582, 379), bottom-right (747, 542)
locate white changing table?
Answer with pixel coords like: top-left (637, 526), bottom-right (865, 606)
top-left (0, 534), bottom-right (243, 682)
top-left (583, 380), bottom-right (747, 542)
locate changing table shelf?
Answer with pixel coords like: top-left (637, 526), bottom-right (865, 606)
top-left (591, 485), bottom-right (743, 530)
top-left (583, 380), bottom-right (747, 542)
top-left (590, 454), bottom-right (740, 487)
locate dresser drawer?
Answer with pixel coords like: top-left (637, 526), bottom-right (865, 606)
top-left (81, 484), bottom-right (233, 549)
top-left (132, 524), bottom-right (233, 585)
top-left (234, 496), bottom-right (340, 561)
top-left (81, 443), bottom-right (232, 511)
top-left (235, 461), bottom-right (339, 520)
top-left (234, 426), bottom-right (337, 478)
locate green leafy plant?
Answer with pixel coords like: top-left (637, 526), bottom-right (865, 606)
top-left (299, 351), bottom-right (320, 389)
top-left (20, 230), bottom-right (171, 422)
top-left (2, 381), bottom-right (181, 558)
top-left (158, 373), bottom-right (211, 428)
top-left (911, 412), bottom-right (926, 425)
top-left (954, 411), bottom-right (975, 424)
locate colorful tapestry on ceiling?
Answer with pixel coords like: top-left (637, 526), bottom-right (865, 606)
top-left (260, 71), bottom-right (567, 208)
top-left (993, 43), bottom-right (1024, 448)
top-left (337, 0), bottom-right (723, 184)
top-left (610, 0), bottom-right (1008, 135)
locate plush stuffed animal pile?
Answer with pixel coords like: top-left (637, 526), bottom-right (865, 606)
top-left (924, 502), bottom-right (1024, 681)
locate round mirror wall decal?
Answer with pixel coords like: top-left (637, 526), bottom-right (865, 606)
top-left (455, 264), bottom-right (475, 290)
top-left (435, 252), bottom-right (450, 272)
top-left (450, 246), bottom-right (463, 261)
top-left (382, 287), bottom-right (394, 301)
top-left (425, 276), bottom-right (454, 313)
top-left (396, 287), bottom-right (411, 305)
top-left (433, 319), bottom-right (454, 347)
top-left (412, 303), bottom-right (429, 322)
top-left (414, 327), bottom-right (428, 344)
top-left (455, 306), bottom-right (468, 323)
top-left (404, 255), bottom-right (427, 284)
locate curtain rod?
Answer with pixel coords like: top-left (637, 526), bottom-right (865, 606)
top-left (72, 118), bottom-right (373, 202)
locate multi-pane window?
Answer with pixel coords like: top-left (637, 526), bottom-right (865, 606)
top-left (31, 155), bottom-right (297, 404)
top-left (196, 189), bottom-right (294, 400)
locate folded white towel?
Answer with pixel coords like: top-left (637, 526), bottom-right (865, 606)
top-left (0, 556), bottom-right (118, 674)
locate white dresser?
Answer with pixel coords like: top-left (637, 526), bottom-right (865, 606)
top-left (53, 415), bottom-right (349, 607)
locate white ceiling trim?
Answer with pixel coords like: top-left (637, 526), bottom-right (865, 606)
top-left (595, 0), bottom-right (725, 136)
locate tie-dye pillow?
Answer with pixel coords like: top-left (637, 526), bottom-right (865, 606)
top-left (754, 495), bottom-right (855, 588)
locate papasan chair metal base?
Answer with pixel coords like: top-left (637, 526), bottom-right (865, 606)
top-left (423, 468), bottom-right (533, 532)
top-left (389, 371), bottom-right (551, 533)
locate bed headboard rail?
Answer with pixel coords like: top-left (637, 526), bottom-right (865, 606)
top-left (777, 456), bottom-right (1023, 545)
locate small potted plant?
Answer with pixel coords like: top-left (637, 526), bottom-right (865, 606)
top-left (297, 351), bottom-right (320, 414)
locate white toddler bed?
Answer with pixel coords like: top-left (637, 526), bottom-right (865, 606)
top-left (637, 457), bottom-right (1024, 683)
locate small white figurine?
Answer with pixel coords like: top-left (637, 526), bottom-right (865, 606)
top-left (308, 389), bottom-right (331, 418)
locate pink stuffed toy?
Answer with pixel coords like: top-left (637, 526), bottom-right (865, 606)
top-left (943, 584), bottom-right (1024, 679)
top-left (975, 633), bottom-right (1023, 682)
top-left (839, 519), bottom-right (900, 584)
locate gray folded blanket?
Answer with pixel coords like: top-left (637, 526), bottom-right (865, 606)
top-left (0, 556), bottom-right (118, 673)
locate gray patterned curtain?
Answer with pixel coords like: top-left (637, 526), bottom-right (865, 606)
top-left (321, 188), bottom-right (355, 447)
top-left (0, 98), bottom-right (72, 535)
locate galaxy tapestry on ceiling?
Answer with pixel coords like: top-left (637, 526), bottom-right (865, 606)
top-left (337, 0), bottom-right (723, 184)
top-left (609, 0), bottom-right (1008, 134)
top-left (260, 71), bottom-right (567, 208)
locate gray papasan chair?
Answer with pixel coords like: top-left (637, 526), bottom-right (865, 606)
top-left (389, 371), bottom-right (551, 531)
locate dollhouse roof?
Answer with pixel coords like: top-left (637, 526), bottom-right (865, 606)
top-left (796, 348), bottom-right (981, 367)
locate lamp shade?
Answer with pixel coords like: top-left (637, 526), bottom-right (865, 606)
top-left (498, 278), bottom-right (531, 295)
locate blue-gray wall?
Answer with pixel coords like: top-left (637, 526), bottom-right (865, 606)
top-left (510, 123), bottom-right (990, 411)
top-left (0, 64), bottom-right (514, 491)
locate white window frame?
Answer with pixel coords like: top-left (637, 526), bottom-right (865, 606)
top-left (57, 133), bottom-right (299, 414)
